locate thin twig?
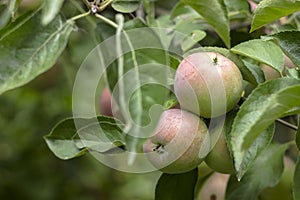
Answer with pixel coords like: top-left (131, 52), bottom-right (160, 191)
top-left (71, 0), bottom-right (96, 27)
top-left (94, 13), bottom-right (118, 28)
top-left (68, 11), bottom-right (91, 21)
top-left (276, 118), bottom-right (298, 131)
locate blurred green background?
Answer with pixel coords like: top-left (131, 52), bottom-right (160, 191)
top-left (0, 1), bottom-right (162, 199)
top-left (0, 41), bottom-right (160, 200)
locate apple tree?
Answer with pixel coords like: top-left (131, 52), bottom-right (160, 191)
top-left (1, 0), bottom-right (300, 199)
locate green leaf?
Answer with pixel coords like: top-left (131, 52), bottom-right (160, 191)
top-left (168, 18), bottom-right (206, 55)
top-left (224, 0), bottom-right (250, 20)
top-left (105, 18), bottom-right (153, 91)
top-left (293, 154), bottom-right (300, 200)
top-left (259, 156), bottom-right (295, 200)
top-left (123, 17), bottom-right (147, 30)
top-left (281, 106), bottom-right (300, 117)
top-left (181, 0), bottom-right (230, 48)
top-left (286, 67), bottom-right (300, 79)
top-left (241, 58), bottom-right (265, 85)
top-left (230, 78), bottom-right (300, 176)
top-left (226, 109), bottom-right (274, 179)
top-left (173, 17), bottom-right (206, 35)
top-left (141, 0), bottom-right (155, 24)
top-left (226, 143), bottom-right (288, 200)
top-left (181, 30), bottom-right (206, 52)
top-left (105, 19), bottom-right (171, 159)
top-left (163, 99), bottom-right (179, 110)
top-left (250, 0), bottom-right (300, 32)
top-left (0, 10), bottom-right (74, 95)
top-left (231, 39), bottom-right (284, 74)
top-left (170, 1), bottom-right (200, 19)
top-left (42, 0), bottom-right (64, 25)
top-left (265, 31), bottom-right (300, 69)
top-left (155, 168), bottom-right (198, 200)
top-left (296, 116), bottom-right (300, 150)
top-left (112, 0), bottom-right (140, 13)
top-left (0, 0), bottom-right (21, 29)
top-left (236, 124), bottom-right (274, 179)
top-left (0, 4), bottom-right (10, 29)
top-left (106, 21), bottom-right (171, 126)
top-left (44, 116), bottom-right (125, 160)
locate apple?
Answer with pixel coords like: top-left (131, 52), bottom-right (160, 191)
top-left (196, 172), bottom-right (230, 200)
top-left (197, 162), bottom-right (214, 180)
top-left (174, 52), bottom-right (243, 118)
top-left (261, 64), bottom-right (281, 80)
top-left (284, 55), bottom-right (295, 69)
top-left (99, 87), bottom-right (113, 116)
top-left (259, 156), bottom-right (295, 200)
top-left (261, 55), bottom-right (296, 80)
top-left (205, 125), bottom-right (234, 174)
top-left (248, 0), bottom-right (258, 12)
top-left (143, 109), bottom-right (209, 174)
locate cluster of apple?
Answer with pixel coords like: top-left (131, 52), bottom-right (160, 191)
top-left (98, 51), bottom-right (295, 198)
top-left (99, 52), bottom-right (243, 175)
top-left (99, 51), bottom-right (296, 175)
top-left (143, 52), bottom-right (243, 174)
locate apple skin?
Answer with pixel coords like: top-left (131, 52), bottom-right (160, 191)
top-left (99, 87), bottom-right (113, 116)
top-left (259, 156), bottom-right (295, 200)
top-left (143, 109), bottom-right (209, 174)
top-left (261, 55), bottom-right (295, 80)
top-left (174, 52), bottom-right (243, 118)
top-left (248, 0), bottom-right (257, 12)
top-left (284, 55), bottom-right (295, 69)
top-left (196, 172), bottom-right (230, 200)
top-left (205, 126), bottom-right (234, 174)
top-left (261, 64), bottom-right (281, 80)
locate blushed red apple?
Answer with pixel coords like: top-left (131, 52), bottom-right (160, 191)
top-left (196, 172), bottom-right (230, 200)
top-left (174, 52), bottom-right (243, 118)
top-left (143, 109), bottom-right (209, 174)
top-left (261, 55), bottom-right (296, 80)
top-left (99, 87), bottom-right (113, 116)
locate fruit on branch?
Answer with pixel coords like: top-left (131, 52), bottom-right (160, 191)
top-left (205, 125), bottom-right (234, 174)
top-left (259, 156), bottom-right (295, 200)
top-left (174, 52), bottom-right (243, 118)
top-left (248, 0), bottom-right (257, 12)
top-left (196, 172), bottom-right (230, 200)
top-left (284, 55), bottom-right (296, 69)
top-left (261, 64), bottom-right (281, 80)
top-left (261, 55), bottom-right (296, 80)
top-left (143, 109), bottom-right (209, 174)
top-left (99, 87), bottom-right (113, 116)
top-left (99, 87), bottom-right (124, 121)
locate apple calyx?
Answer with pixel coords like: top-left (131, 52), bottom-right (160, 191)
top-left (153, 144), bottom-right (166, 154)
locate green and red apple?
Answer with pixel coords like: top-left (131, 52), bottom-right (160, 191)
top-left (261, 55), bottom-right (296, 80)
top-left (143, 109), bottom-right (209, 174)
top-left (196, 172), bottom-right (230, 200)
top-left (174, 52), bottom-right (243, 118)
top-left (99, 87), bottom-right (113, 116)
